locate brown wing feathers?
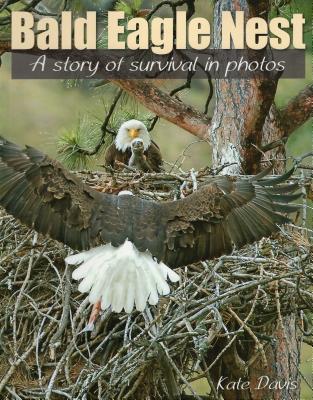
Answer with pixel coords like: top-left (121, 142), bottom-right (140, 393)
top-left (0, 137), bottom-right (164, 253)
top-left (161, 172), bottom-right (301, 267)
top-left (0, 137), bottom-right (101, 250)
top-left (0, 137), bottom-right (300, 269)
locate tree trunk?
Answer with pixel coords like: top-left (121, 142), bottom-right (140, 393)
top-left (210, 0), bottom-right (278, 175)
top-left (261, 105), bottom-right (287, 174)
top-left (208, 314), bottom-right (301, 400)
top-left (207, 0), bottom-right (301, 399)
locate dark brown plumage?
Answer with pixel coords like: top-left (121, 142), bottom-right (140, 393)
top-left (128, 138), bottom-right (154, 172)
top-left (105, 140), bottom-right (162, 172)
top-left (0, 137), bottom-right (301, 268)
top-left (104, 119), bottom-right (163, 172)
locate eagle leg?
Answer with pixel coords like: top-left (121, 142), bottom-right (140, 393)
top-left (82, 300), bottom-right (102, 332)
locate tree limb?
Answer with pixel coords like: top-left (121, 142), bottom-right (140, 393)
top-left (280, 84), bottom-right (313, 136)
top-left (113, 79), bottom-right (211, 139)
top-left (260, 85), bottom-right (313, 172)
top-left (0, 40), bottom-right (10, 53)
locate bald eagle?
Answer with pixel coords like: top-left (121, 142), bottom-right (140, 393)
top-left (105, 120), bottom-right (162, 172)
top-left (128, 138), bottom-right (154, 172)
top-left (0, 137), bottom-right (300, 314)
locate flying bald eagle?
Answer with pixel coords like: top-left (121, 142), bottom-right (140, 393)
top-left (0, 137), bottom-right (301, 314)
top-left (105, 120), bottom-right (162, 172)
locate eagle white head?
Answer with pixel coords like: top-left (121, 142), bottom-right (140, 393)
top-left (115, 120), bottom-right (151, 153)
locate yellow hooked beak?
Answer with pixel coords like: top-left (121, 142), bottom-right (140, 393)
top-left (129, 129), bottom-right (139, 139)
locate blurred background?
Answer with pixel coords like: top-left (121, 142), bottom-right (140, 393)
top-left (0, 0), bottom-right (311, 172)
top-left (0, 0), bottom-right (312, 397)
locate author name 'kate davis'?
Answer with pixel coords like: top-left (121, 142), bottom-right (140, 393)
top-left (217, 376), bottom-right (298, 391)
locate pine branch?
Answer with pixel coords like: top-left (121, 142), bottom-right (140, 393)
top-left (279, 84), bottom-right (313, 136)
top-left (113, 80), bottom-right (211, 139)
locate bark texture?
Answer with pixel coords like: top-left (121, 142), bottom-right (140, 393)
top-left (261, 84), bottom-right (313, 173)
top-left (209, 0), bottom-right (277, 175)
top-left (208, 315), bottom-right (301, 400)
top-left (207, 0), bottom-right (302, 399)
top-left (113, 79), bottom-right (211, 138)
top-left (280, 84), bottom-right (313, 136)
top-left (112, 79), bottom-right (312, 170)
top-left (261, 105), bottom-right (288, 174)
top-left (0, 41), bottom-right (10, 52)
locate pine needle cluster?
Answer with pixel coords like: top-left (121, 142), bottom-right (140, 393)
top-left (57, 106), bottom-right (153, 170)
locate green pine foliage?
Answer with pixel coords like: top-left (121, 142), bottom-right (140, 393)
top-left (97, 0), bottom-right (143, 48)
top-left (57, 107), bottom-right (153, 170)
top-left (58, 115), bottom-right (103, 169)
top-left (115, 0), bottom-right (143, 16)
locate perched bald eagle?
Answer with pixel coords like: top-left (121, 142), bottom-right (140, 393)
top-left (105, 119), bottom-right (162, 172)
top-left (0, 137), bottom-right (300, 314)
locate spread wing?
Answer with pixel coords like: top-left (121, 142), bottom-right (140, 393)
top-left (0, 137), bottom-right (300, 268)
top-left (160, 169), bottom-right (301, 267)
top-left (0, 137), bottom-right (137, 250)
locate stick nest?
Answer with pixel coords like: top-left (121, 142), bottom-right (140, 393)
top-left (0, 169), bottom-right (312, 400)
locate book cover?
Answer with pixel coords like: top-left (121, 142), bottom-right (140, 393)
top-left (0, 1), bottom-right (312, 399)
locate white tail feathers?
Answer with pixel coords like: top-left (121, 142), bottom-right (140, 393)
top-left (66, 240), bottom-right (180, 314)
